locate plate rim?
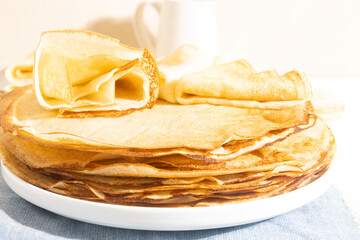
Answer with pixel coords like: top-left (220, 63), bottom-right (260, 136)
top-left (1, 162), bottom-right (334, 231)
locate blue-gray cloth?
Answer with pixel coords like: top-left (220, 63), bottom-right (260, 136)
top-left (1, 168), bottom-right (359, 240)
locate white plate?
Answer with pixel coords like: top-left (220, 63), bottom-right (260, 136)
top-left (1, 163), bottom-right (334, 231)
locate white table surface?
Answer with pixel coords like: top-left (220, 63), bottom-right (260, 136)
top-left (310, 77), bottom-right (360, 225)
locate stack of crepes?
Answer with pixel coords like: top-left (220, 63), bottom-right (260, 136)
top-left (0, 30), bottom-right (336, 207)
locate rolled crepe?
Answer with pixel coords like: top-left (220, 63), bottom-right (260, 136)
top-left (4, 54), bottom-right (33, 90)
top-left (158, 45), bottom-right (313, 109)
top-left (33, 30), bottom-right (159, 113)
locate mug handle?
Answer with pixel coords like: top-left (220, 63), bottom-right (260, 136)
top-left (133, 1), bottom-right (161, 49)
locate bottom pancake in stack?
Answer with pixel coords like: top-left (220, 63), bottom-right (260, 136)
top-left (0, 115), bottom-right (335, 207)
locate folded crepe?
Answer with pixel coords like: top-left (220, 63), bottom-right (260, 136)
top-left (157, 45), bottom-right (215, 102)
top-left (158, 45), bottom-right (312, 109)
top-left (33, 30), bottom-right (159, 114)
top-left (4, 44), bottom-right (343, 120)
top-left (4, 54), bottom-right (33, 90)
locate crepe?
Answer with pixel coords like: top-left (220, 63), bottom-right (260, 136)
top-left (0, 116), bottom-right (335, 207)
top-left (158, 45), bottom-right (312, 109)
top-left (3, 44), bottom-right (343, 121)
top-left (0, 31), bottom-right (338, 208)
top-left (157, 45), bottom-right (215, 102)
top-left (0, 114), bottom-right (316, 169)
top-left (0, 132), bottom-right (116, 169)
top-left (33, 30), bottom-right (159, 114)
top-left (0, 80), bottom-right (336, 208)
top-left (46, 118), bottom-right (334, 178)
top-left (0, 86), bottom-right (313, 154)
top-left (4, 54), bottom-right (33, 90)
top-left (311, 89), bottom-right (345, 122)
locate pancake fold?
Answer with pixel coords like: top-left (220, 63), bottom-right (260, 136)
top-left (33, 30), bottom-right (159, 115)
top-left (158, 45), bottom-right (312, 109)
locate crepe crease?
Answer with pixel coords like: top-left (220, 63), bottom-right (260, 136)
top-left (0, 84), bottom-right (335, 207)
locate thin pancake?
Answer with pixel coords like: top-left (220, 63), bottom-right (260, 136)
top-left (0, 137), bottom-right (334, 207)
top-left (0, 86), bottom-right (312, 152)
top-left (33, 30), bottom-right (159, 114)
top-left (1, 118), bottom-right (333, 179)
top-left (4, 53), bottom-right (33, 90)
top-left (0, 114), bottom-right (315, 169)
top-left (55, 118), bottom-right (333, 178)
top-left (158, 45), bottom-right (312, 109)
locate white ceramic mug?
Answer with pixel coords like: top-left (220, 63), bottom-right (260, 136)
top-left (133, 0), bottom-right (218, 57)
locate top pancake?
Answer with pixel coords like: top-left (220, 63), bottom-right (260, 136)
top-left (0, 86), bottom-right (312, 153)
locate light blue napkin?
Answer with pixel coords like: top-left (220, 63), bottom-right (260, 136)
top-left (1, 168), bottom-right (359, 240)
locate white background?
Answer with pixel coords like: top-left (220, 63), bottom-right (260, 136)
top-left (0, 0), bottom-right (359, 78)
top-left (0, 0), bottom-right (360, 224)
